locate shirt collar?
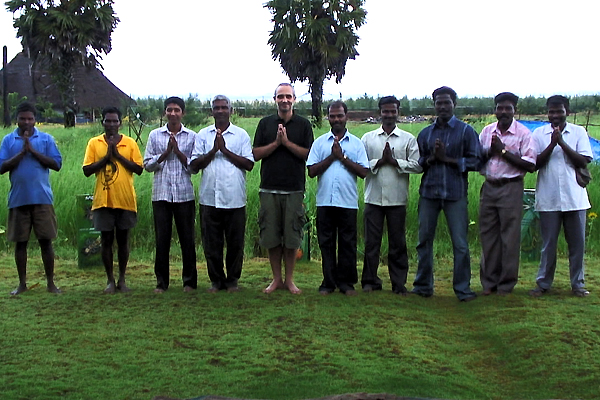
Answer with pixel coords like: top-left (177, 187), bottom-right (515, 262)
top-left (209, 123), bottom-right (234, 135)
top-left (434, 115), bottom-right (457, 129)
top-left (493, 119), bottom-right (517, 136)
top-left (326, 130), bottom-right (350, 141)
top-left (160, 123), bottom-right (190, 135)
top-left (376, 125), bottom-right (401, 138)
top-left (14, 126), bottom-right (39, 138)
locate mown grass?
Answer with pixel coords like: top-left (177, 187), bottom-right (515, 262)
top-left (0, 252), bottom-right (599, 400)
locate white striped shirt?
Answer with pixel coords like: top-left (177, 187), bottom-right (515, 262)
top-left (144, 124), bottom-right (196, 203)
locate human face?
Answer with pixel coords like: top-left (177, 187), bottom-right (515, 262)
top-left (328, 105), bottom-right (347, 135)
top-left (102, 113), bottom-right (121, 136)
top-left (17, 111), bottom-right (36, 136)
top-left (547, 103), bottom-right (568, 128)
top-left (380, 103), bottom-right (399, 128)
top-left (434, 94), bottom-right (455, 121)
top-left (274, 85), bottom-right (295, 114)
top-left (495, 100), bottom-right (515, 128)
top-left (165, 103), bottom-right (184, 127)
top-left (212, 100), bottom-right (231, 126)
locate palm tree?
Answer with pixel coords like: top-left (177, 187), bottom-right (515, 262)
top-left (5, 0), bottom-right (119, 127)
top-left (265, 0), bottom-right (366, 126)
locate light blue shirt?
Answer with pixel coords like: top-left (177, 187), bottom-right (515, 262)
top-left (307, 130), bottom-right (369, 209)
top-left (0, 127), bottom-right (62, 208)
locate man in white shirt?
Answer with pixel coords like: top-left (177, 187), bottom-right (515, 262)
top-left (530, 95), bottom-right (593, 298)
top-left (190, 95), bottom-right (254, 293)
top-left (360, 96), bottom-right (421, 295)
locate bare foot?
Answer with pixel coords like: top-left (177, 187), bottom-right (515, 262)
top-left (263, 279), bottom-right (284, 294)
top-left (284, 281), bottom-right (302, 294)
top-left (103, 282), bottom-right (116, 294)
top-left (10, 284), bottom-right (27, 296)
top-left (183, 285), bottom-right (195, 293)
top-left (227, 286), bottom-right (240, 293)
top-left (206, 286), bottom-right (219, 293)
top-left (345, 289), bottom-right (358, 297)
top-left (117, 281), bottom-right (131, 293)
top-left (47, 283), bottom-right (62, 294)
top-left (153, 288), bottom-right (165, 294)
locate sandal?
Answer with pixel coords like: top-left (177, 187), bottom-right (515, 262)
top-left (572, 288), bottom-right (590, 297)
top-left (529, 286), bottom-right (547, 297)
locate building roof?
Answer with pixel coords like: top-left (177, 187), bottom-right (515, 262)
top-left (0, 52), bottom-right (134, 110)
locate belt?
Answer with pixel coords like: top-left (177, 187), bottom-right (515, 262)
top-left (485, 176), bottom-right (523, 186)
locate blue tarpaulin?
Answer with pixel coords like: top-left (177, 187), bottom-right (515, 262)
top-left (518, 120), bottom-right (600, 162)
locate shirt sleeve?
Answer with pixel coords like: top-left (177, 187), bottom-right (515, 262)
top-left (44, 135), bottom-right (63, 170)
top-left (396, 135), bottom-right (422, 174)
top-left (253, 119), bottom-right (266, 147)
top-left (143, 130), bottom-right (163, 172)
top-left (457, 125), bottom-right (481, 173)
top-left (82, 139), bottom-right (96, 167)
top-left (240, 130), bottom-right (255, 162)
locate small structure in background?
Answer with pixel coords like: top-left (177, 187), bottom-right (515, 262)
top-left (0, 52), bottom-right (134, 123)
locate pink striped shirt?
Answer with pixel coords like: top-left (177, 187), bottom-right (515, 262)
top-left (480, 119), bottom-right (536, 180)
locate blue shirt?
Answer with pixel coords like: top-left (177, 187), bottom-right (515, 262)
top-left (307, 131), bottom-right (369, 209)
top-left (0, 127), bottom-right (62, 208)
top-left (417, 116), bottom-right (481, 201)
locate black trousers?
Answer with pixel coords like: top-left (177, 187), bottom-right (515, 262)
top-left (317, 206), bottom-right (358, 293)
top-left (152, 200), bottom-right (197, 290)
top-left (361, 204), bottom-right (409, 293)
top-left (200, 205), bottom-right (246, 289)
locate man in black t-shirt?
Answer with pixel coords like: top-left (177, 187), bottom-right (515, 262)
top-left (253, 83), bottom-right (314, 294)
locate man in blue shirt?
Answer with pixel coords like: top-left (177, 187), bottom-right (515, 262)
top-left (412, 87), bottom-right (480, 302)
top-left (0, 102), bottom-right (62, 295)
top-left (307, 101), bottom-right (369, 295)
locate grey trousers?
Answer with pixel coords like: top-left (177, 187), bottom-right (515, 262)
top-left (479, 180), bottom-right (523, 293)
top-left (536, 210), bottom-right (586, 290)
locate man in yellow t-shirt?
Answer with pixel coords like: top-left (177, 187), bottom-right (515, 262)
top-left (83, 107), bottom-right (143, 293)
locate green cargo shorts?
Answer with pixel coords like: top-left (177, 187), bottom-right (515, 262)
top-left (258, 192), bottom-right (306, 250)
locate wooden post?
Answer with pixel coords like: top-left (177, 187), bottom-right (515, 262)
top-left (3, 46), bottom-right (10, 127)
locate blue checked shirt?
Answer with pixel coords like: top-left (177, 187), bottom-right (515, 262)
top-left (417, 116), bottom-right (481, 201)
top-left (144, 124), bottom-right (197, 203)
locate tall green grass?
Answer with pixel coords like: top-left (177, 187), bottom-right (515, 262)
top-left (1, 114), bottom-right (599, 263)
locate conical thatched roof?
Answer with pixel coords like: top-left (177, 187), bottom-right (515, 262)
top-left (0, 52), bottom-right (134, 110)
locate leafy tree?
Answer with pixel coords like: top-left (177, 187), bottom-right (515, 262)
top-left (265, 0), bottom-right (366, 126)
top-left (6, 0), bottom-right (119, 127)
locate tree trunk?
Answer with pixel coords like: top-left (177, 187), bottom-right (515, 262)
top-left (309, 75), bottom-right (324, 128)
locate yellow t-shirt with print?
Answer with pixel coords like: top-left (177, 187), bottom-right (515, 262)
top-left (83, 134), bottom-right (143, 212)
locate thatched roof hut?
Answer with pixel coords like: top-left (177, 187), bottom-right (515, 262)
top-left (1, 52), bottom-right (134, 112)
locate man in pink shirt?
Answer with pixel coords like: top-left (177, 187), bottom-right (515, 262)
top-left (479, 92), bottom-right (536, 295)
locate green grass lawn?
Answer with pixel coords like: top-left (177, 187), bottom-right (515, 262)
top-left (1, 252), bottom-right (599, 400)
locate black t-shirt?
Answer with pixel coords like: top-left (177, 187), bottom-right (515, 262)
top-left (253, 113), bottom-right (314, 191)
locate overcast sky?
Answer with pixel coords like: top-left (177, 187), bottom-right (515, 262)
top-left (2, 0), bottom-right (599, 102)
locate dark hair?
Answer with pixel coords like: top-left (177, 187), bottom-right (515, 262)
top-left (101, 106), bottom-right (122, 121)
top-left (432, 86), bottom-right (457, 104)
top-left (546, 95), bottom-right (570, 112)
top-left (273, 83), bottom-right (296, 98)
top-left (494, 92), bottom-right (519, 106)
top-left (378, 96), bottom-right (400, 110)
top-left (327, 100), bottom-right (348, 114)
top-left (16, 102), bottom-right (37, 116)
top-left (164, 96), bottom-right (185, 112)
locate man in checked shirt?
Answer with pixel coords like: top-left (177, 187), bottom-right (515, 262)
top-left (412, 86), bottom-right (481, 302)
top-left (144, 97), bottom-right (198, 293)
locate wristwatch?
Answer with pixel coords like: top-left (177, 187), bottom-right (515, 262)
top-left (501, 149), bottom-right (507, 156)
top-left (343, 154), bottom-right (348, 161)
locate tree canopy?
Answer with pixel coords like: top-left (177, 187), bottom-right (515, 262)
top-left (265, 0), bottom-right (366, 125)
top-left (5, 0), bottom-right (119, 126)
